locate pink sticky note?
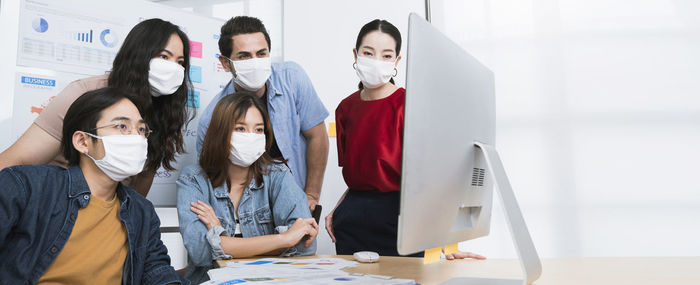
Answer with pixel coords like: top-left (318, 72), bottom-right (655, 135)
top-left (190, 41), bottom-right (202, 58)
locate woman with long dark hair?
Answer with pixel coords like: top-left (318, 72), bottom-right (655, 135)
top-left (177, 92), bottom-right (317, 284)
top-left (325, 19), bottom-right (486, 260)
top-left (0, 18), bottom-right (194, 196)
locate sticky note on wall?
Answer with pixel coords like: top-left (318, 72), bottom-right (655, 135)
top-left (328, 122), bottom-right (336, 137)
top-left (187, 90), bottom-right (200, 108)
top-left (424, 247), bottom-right (441, 264)
top-left (189, 65), bottom-right (202, 83)
top-left (190, 41), bottom-right (202, 58)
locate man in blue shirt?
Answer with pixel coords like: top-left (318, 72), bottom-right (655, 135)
top-left (0, 88), bottom-right (187, 284)
top-left (197, 16), bottom-right (329, 212)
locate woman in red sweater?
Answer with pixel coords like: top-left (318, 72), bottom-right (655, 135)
top-left (324, 19), bottom-right (485, 259)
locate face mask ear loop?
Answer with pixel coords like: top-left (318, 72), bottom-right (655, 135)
top-left (81, 131), bottom-right (103, 161)
top-left (84, 150), bottom-right (97, 161)
top-left (225, 56), bottom-right (238, 78)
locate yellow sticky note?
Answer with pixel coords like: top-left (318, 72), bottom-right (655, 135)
top-left (444, 243), bottom-right (459, 255)
top-left (328, 122), bottom-right (337, 137)
top-left (424, 247), bottom-right (442, 264)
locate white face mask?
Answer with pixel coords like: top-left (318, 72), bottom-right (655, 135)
top-left (84, 133), bottom-right (148, 182)
top-left (228, 132), bottom-right (266, 167)
top-left (354, 55), bottom-right (397, 89)
top-left (228, 57), bottom-right (272, 91)
top-left (148, 58), bottom-right (185, 97)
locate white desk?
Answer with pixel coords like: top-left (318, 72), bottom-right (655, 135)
top-left (218, 255), bottom-right (700, 285)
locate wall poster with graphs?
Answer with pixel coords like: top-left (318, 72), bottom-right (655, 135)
top-left (14, 0), bottom-right (231, 206)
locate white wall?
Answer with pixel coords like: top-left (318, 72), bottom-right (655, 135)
top-left (283, 0), bottom-right (426, 255)
top-left (154, 0), bottom-right (285, 62)
top-left (428, 0), bottom-right (700, 258)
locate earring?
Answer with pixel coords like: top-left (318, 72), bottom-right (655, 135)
top-left (353, 62), bottom-right (358, 70)
top-left (392, 68), bottom-right (398, 77)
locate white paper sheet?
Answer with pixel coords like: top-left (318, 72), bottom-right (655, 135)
top-left (203, 258), bottom-right (414, 285)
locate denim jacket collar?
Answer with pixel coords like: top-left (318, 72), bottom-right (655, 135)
top-left (116, 182), bottom-right (131, 209)
top-left (212, 177), bottom-right (265, 199)
top-left (249, 177), bottom-right (265, 190)
top-left (66, 165), bottom-right (131, 208)
top-left (67, 166), bottom-right (91, 199)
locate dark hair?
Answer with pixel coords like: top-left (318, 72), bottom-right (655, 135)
top-left (108, 18), bottom-right (194, 172)
top-left (355, 19), bottom-right (402, 89)
top-left (200, 92), bottom-right (284, 188)
top-left (62, 88), bottom-right (139, 166)
top-left (218, 16), bottom-right (271, 58)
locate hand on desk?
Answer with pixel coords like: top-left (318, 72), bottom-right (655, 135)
top-left (443, 248), bottom-right (486, 260)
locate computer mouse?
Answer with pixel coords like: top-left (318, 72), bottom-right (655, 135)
top-left (353, 251), bottom-right (380, 263)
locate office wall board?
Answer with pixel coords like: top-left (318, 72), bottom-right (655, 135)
top-left (11, 0), bottom-right (231, 206)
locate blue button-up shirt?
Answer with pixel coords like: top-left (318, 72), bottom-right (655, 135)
top-left (176, 164), bottom-right (316, 284)
top-left (196, 61), bottom-right (329, 190)
top-left (0, 165), bottom-right (187, 285)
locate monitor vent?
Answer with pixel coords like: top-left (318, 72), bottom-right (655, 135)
top-left (471, 168), bottom-right (485, 187)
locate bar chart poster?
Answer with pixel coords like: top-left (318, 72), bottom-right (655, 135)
top-left (17, 0), bottom-right (130, 75)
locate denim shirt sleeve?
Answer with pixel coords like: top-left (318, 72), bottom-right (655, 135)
top-left (177, 168), bottom-right (222, 267)
top-left (142, 205), bottom-right (190, 285)
top-left (0, 168), bottom-right (26, 246)
top-left (286, 62), bottom-right (329, 131)
top-left (268, 168), bottom-right (317, 256)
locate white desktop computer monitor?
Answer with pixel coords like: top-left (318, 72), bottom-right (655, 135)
top-left (398, 13), bottom-right (542, 285)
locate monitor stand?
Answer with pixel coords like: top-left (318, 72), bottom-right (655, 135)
top-left (442, 142), bottom-right (542, 285)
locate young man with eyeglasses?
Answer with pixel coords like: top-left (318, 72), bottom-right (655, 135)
top-left (0, 88), bottom-right (188, 284)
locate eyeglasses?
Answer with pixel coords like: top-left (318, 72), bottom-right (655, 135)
top-left (88, 120), bottom-right (152, 138)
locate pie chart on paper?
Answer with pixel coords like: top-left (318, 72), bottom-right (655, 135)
top-left (32, 17), bottom-right (49, 33)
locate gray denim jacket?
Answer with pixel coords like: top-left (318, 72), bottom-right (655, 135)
top-left (176, 164), bottom-right (316, 283)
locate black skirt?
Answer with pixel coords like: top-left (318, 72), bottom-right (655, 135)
top-left (333, 189), bottom-right (423, 257)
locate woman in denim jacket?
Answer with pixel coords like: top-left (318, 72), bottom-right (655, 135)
top-left (177, 92), bottom-right (318, 284)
